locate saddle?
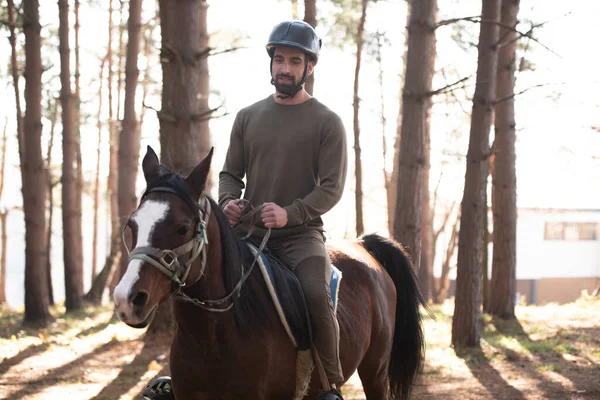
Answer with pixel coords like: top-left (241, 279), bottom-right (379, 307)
top-left (245, 240), bottom-right (342, 351)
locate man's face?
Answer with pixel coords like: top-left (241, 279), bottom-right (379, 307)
top-left (271, 46), bottom-right (314, 94)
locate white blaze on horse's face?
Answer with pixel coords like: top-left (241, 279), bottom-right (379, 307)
top-left (114, 200), bottom-right (170, 319)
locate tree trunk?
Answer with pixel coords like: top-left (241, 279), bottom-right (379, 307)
top-left (352, 0), bottom-right (368, 237)
top-left (59, 0), bottom-right (84, 312)
top-left (117, 0), bottom-right (143, 286)
top-left (489, 0), bottom-right (520, 319)
top-left (45, 99), bottom-right (59, 306)
top-left (419, 125), bottom-right (433, 301)
top-left (116, 0), bottom-right (126, 121)
top-left (387, 5), bottom-right (411, 233)
top-left (434, 213), bottom-right (459, 303)
top-left (92, 57), bottom-right (106, 282)
top-left (482, 198), bottom-right (490, 311)
top-left (291, 0), bottom-right (299, 19)
top-left (303, 0), bottom-right (317, 96)
top-left (451, 0), bottom-right (501, 349)
top-left (375, 32), bottom-right (389, 215)
top-left (74, 0), bottom-right (84, 282)
top-left (149, 0), bottom-right (211, 334)
top-left (108, 0), bottom-right (124, 296)
top-left (85, 237), bottom-right (120, 305)
top-left (418, 29), bottom-right (437, 301)
top-left (0, 119), bottom-right (8, 304)
top-left (393, 0), bottom-right (437, 268)
top-left (21, 0), bottom-right (53, 325)
top-left (0, 210), bottom-right (7, 304)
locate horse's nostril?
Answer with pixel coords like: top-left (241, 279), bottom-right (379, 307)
top-left (130, 291), bottom-right (149, 308)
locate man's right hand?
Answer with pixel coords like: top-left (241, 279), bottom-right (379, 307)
top-left (223, 200), bottom-right (245, 226)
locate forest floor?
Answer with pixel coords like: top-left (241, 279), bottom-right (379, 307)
top-left (1, 295), bottom-right (599, 400)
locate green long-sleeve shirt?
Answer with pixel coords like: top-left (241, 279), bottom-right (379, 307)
top-left (218, 95), bottom-right (347, 239)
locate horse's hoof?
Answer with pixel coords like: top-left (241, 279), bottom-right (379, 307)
top-left (142, 376), bottom-right (174, 400)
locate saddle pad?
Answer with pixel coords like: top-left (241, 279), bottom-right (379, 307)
top-left (246, 243), bottom-right (342, 349)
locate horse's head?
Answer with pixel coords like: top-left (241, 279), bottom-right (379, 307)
top-left (114, 146), bottom-right (213, 328)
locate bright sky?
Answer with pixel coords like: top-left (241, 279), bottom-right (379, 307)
top-left (0, 0), bottom-right (599, 305)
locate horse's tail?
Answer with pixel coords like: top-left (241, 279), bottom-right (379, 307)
top-left (360, 233), bottom-right (426, 400)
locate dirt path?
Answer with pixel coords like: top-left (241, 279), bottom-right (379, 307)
top-left (1, 298), bottom-right (599, 399)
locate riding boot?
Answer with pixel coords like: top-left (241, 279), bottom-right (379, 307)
top-left (316, 387), bottom-right (344, 400)
top-left (142, 376), bottom-right (174, 400)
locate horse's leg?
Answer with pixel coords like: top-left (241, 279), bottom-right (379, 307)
top-left (357, 347), bottom-right (391, 400)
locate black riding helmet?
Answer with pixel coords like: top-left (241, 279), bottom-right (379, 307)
top-left (266, 20), bottom-right (322, 98)
top-left (142, 376), bottom-right (174, 400)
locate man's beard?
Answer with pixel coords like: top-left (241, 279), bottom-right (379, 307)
top-left (274, 74), bottom-right (298, 94)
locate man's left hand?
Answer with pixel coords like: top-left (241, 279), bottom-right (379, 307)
top-left (261, 202), bottom-right (288, 229)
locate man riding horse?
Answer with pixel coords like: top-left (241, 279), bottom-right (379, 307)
top-left (219, 20), bottom-right (347, 399)
top-left (142, 20), bottom-right (348, 400)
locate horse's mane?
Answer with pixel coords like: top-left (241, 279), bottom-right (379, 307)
top-left (143, 171), bottom-right (269, 335)
top-left (205, 196), bottom-right (271, 336)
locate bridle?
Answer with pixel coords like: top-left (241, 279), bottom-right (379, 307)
top-left (122, 185), bottom-right (268, 313)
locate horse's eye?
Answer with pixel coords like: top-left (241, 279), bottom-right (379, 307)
top-left (177, 226), bottom-right (190, 236)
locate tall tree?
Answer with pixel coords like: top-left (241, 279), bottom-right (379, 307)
top-left (303, 0), bottom-right (316, 95)
top-left (59, 0), bottom-right (84, 312)
top-left (452, 0), bottom-right (501, 349)
top-left (393, 0), bottom-right (437, 268)
top-left (489, 0), bottom-right (520, 319)
top-left (108, 0), bottom-right (125, 296)
top-left (149, 0), bottom-right (211, 333)
top-left (45, 98), bottom-right (59, 305)
top-left (85, 0), bottom-right (120, 305)
top-left (0, 119), bottom-right (8, 304)
top-left (92, 57), bottom-right (107, 282)
top-left (117, 0), bottom-right (143, 286)
top-left (20, 0), bottom-right (52, 325)
top-left (352, 0), bottom-right (368, 236)
top-left (74, 0), bottom-right (84, 277)
top-left (387, 6), bottom-right (411, 233)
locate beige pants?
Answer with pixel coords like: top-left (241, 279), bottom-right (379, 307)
top-left (266, 229), bottom-right (344, 385)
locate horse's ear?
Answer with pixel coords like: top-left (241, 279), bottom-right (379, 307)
top-left (186, 147), bottom-right (214, 197)
top-left (142, 146), bottom-right (161, 184)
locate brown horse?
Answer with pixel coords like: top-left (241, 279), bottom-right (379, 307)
top-left (114, 147), bottom-right (426, 400)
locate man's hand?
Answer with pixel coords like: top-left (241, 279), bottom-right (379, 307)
top-left (223, 200), bottom-right (245, 226)
top-left (261, 202), bottom-right (288, 229)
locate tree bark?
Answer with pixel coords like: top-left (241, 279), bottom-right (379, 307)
top-left (74, 0), bottom-right (84, 281)
top-left (59, 0), bottom-right (84, 312)
top-left (419, 123), bottom-right (433, 301)
top-left (434, 213), bottom-right (459, 303)
top-left (21, 0), bottom-right (53, 325)
top-left (352, 0), bottom-right (368, 237)
top-left (393, 0), bottom-right (437, 268)
top-left (149, 0), bottom-right (211, 334)
top-left (303, 0), bottom-right (317, 95)
top-left (92, 57), bottom-right (106, 282)
top-left (387, 5), bottom-right (411, 233)
top-left (451, 0), bottom-right (501, 349)
top-left (117, 0), bottom-right (143, 286)
top-left (489, 0), bottom-right (520, 320)
top-left (0, 119), bottom-right (8, 304)
top-left (45, 99), bottom-right (59, 306)
top-left (109, 0), bottom-right (124, 296)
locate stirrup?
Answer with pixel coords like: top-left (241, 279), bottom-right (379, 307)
top-left (316, 387), bottom-right (344, 400)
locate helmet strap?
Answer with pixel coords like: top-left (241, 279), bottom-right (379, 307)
top-left (271, 57), bottom-right (309, 100)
